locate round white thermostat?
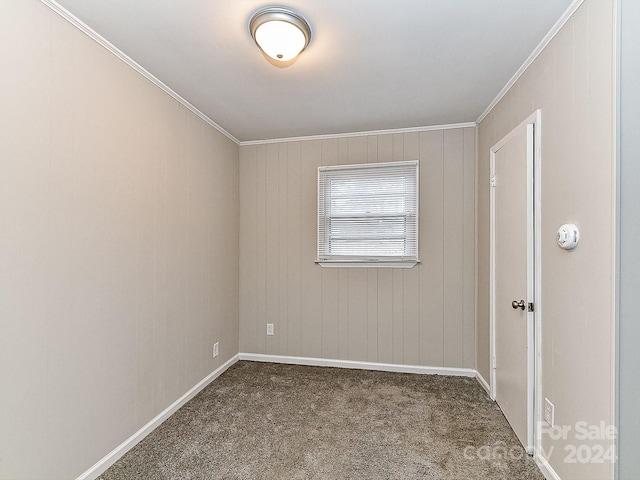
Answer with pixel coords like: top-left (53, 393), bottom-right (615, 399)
top-left (557, 224), bottom-right (579, 250)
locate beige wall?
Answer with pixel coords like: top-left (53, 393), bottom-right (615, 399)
top-left (617, 0), bottom-right (640, 476)
top-left (477, 0), bottom-right (615, 478)
top-left (239, 129), bottom-right (475, 368)
top-left (0, 2), bottom-right (239, 479)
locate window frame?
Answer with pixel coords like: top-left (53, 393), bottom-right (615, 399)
top-left (316, 160), bottom-right (419, 268)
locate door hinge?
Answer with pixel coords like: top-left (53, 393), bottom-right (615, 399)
top-left (491, 175), bottom-right (496, 187)
top-left (528, 302), bottom-right (534, 312)
top-left (492, 356), bottom-right (496, 369)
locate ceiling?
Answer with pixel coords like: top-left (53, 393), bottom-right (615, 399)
top-left (53, 0), bottom-right (573, 142)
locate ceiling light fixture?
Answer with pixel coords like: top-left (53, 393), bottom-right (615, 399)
top-left (249, 6), bottom-right (311, 62)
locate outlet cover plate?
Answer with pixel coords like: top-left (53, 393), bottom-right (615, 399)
top-left (266, 323), bottom-right (274, 336)
top-left (544, 398), bottom-right (554, 427)
top-left (213, 342), bottom-right (219, 358)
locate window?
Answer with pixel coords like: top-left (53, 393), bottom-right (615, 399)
top-left (317, 160), bottom-right (419, 268)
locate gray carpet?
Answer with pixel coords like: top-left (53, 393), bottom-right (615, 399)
top-left (100, 361), bottom-right (544, 479)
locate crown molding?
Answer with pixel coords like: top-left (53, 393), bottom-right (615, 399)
top-left (40, 0), bottom-right (240, 145)
top-left (476, 0), bottom-right (585, 124)
top-left (239, 122), bottom-right (477, 146)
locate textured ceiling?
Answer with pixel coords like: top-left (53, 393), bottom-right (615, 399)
top-left (52, 0), bottom-right (573, 142)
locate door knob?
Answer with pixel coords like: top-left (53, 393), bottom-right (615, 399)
top-left (511, 300), bottom-right (526, 310)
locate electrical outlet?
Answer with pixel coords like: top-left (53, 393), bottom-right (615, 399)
top-left (213, 342), bottom-right (219, 358)
top-left (266, 323), bottom-right (274, 336)
top-left (544, 398), bottom-right (554, 427)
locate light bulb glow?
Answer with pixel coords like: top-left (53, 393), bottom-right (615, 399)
top-left (255, 20), bottom-right (306, 61)
top-left (249, 7), bottom-right (311, 63)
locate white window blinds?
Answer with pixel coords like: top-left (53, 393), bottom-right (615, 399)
top-left (317, 160), bottom-right (419, 267)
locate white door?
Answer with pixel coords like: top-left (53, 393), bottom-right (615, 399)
top-left (490, 120), bottom-right (535, 452)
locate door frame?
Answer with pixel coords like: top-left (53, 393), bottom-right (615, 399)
top-left (489, 110), bottom-right (542, 454)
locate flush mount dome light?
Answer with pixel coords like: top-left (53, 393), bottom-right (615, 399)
top-left (249, 6), bottom-right (311, 62)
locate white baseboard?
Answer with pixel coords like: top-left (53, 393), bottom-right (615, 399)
top-left (535, 452), bottom-right (561, 480)
top-left (475, 370), bottom-right (491, 395)
top-left (76, 354), bottom-right (240, 480)
top-left (238, 353), bottom-right (476, 377)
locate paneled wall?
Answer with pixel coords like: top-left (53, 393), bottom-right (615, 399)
top-left (240, 128), bottom-right (475, 368)
top-left (477, 1), bottom-right (615, 478)
top-left (0, 2), bottom-right (239, 479)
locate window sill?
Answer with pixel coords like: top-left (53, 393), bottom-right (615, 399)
top-left (315, 260), bottom-right (419, 269)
